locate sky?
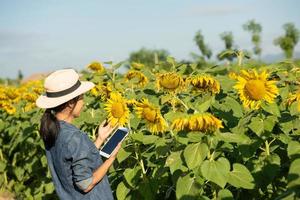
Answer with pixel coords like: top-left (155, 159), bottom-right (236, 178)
top-left (1, 0), bottom-right (300, 78)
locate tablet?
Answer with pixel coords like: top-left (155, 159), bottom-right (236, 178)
top-left (99, 127), bottom-right (129, 158)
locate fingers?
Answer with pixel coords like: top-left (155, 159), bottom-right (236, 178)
top-left (111, 143), bottom-right (122, 157)
top-left (99, 119), bottom-right (107, 127)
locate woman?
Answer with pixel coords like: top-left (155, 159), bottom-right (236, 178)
top-left (36, 69), bottom-right (120, 199)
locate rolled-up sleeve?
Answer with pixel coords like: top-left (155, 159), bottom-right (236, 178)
top-left (67, 132), bottom-right (94, 191)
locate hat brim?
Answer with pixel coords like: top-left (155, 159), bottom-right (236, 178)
top-left (36, 81), bottom-right (95, 109)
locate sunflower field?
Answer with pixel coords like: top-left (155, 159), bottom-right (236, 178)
top-left (1, 57), bottom-right (300, 199)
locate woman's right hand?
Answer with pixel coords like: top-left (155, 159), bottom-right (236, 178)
top-left (110, 143), bottom-right (122, 160)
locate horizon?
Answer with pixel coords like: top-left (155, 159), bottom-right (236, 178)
top-left (1, 0), bottom-right (300, 79)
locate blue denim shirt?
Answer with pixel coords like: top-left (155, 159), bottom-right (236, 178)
top-left (45, 120), bottom-right (114, 200)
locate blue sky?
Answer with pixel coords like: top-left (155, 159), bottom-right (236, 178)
top-left (1, 0), bottom-right (300, 78)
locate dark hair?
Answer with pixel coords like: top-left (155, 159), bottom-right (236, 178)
top-left (39, 95), bottom-right (81, 149)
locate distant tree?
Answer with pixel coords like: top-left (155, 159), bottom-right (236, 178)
top-left (217, 31), bottom-right (235, 61)
top-left (18, 69), bottom-right (24, 81)
top-left (194, 30), bottom-right (212, 59)
top-left (243, 19), bottom-right (262, 57)
top-left (274, 23), bottom-right (300, 59)
top-left (129, 48), bottom-right (169, 68)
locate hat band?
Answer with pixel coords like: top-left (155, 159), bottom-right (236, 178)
top-left (46, 80), bottom-right (81, 98)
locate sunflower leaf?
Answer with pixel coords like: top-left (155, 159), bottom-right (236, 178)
top-left (227, 163), bottom-right (255, 189)
top-left (176, 173), bottom-right (200, 199)
top-left (201, 157), bottom-right (230, 188)
top-left (261, 102), bottom-right (280, 117)
top-left (183, 143), bottom-right (208, 169)
top-left (248, 117), bottom-right (264, 136)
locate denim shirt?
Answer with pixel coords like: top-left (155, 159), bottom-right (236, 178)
top-left (45, 120), bottom-right (114, 200)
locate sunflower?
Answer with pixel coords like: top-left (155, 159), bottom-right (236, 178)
top-left (125, 70), bottom-right (148, 87)
top-left (4, 87), bottom-right (20, 103)
top-left (188, 75), bottom-right (220, 94)
top-left (171, 117), bottom-right (189, 131)
top-left (104, 92), bottom-right (130, 126)
top-left (23, 93), bottom-right (38, 103)
top-left (228, 71), bottom-right (238, 80)
top-left (233, 69), bottom-right (278, 109)
top-left (131, 62), bottom-right (145, 70)
top-left (287, 92), bottom-right (300, 111)
top-left (135, 99), bottom-right (168, 133)
top-left (90, 82), bottom-right (112, 100)
top-left (0, 101), bottom-right (16, 115)
top-left (126, 99), bottom-right (138, 106)
top-left (171, 113), bottom-right (223, 132)
top-left (156, 72), bottom-right (185, 93)
top-left (87, 61), bottom-right (105, 73)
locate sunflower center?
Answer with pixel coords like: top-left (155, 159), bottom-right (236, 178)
top-left (142, 107), bottom-right (157, 122)
top-left (111, 102), bottom-right (124, 118)
top-left (245, 79), bottom-right (266, 100)
top-left (160, 76), bottom-right (180, 89)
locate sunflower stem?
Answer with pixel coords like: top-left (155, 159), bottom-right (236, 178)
top-left (134, 143), bottom-right (147, 176)
top-left (265, 140), bottom-right (270, 156)
top-left (175, 96), bottom-right (189, 111)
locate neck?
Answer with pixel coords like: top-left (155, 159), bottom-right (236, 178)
top-left (56, 112), bottom-right (74, 124)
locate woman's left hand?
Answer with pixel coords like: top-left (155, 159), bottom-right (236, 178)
top-left (97, 119), bottom-right (116, 142)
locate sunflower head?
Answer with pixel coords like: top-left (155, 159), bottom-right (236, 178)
top-left (90, 82), bottom-right (112, 100)
top-left (228, 71), bottom-right (238, 80)
top-left (125, 70), bottom-right (148, 87)
top-left (233, 69), bottom-right (279, 109)
top-left (171, 113), bottom-right (223, 132)
top-left (287, 92), bottom-right (300, 111)
top-left (0, 101), bottom-right (16, 115)
top-left (156, 72), bottom-right (185, 93)
top-left (104, 92), bottom-right (129, 126)
top-left (23, 93), bottom-right (38, 102)
top-left (188, 75), bottom-right (220, 94)
top-left (135, 98), bottom-right (168, 134)
top-left (87, 61), bottom-right (105, 73)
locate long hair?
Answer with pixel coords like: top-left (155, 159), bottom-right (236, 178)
top-left (39, 96), bottom-right (81, 149)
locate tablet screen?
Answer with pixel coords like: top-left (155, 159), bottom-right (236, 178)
top-left (101, 129), bottom-right (127, 155)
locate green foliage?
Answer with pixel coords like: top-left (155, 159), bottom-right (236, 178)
top-left (128, 48), bottom-right (169, 68)
top-left (194, 30), bottom-right (212, 60)
top-left (1, 56), bottom-right (300, 200)
top-left (274, 23), bottom-right (300, 59)
top-left (243, 19), bottom-right (262, 57)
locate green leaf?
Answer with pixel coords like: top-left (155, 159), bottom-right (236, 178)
top-left (176, 174), bottom-right (200, 199)
top-left (165, 151), bottom-right (188, 174)
top-left (248, 117), bottom-right (264, 136)
top-left (288, 158), bottom-right (300, 189)
top-left (217, 132), bottom-right (251, 144)
top-left (201, 157), bottom-right (230, 188)
top-left (117, 148), bottom-right (132, 163)
top-left (14, 167), bottom-right (25, 181)
top-left (142, 135), bottom-right (159, 145)
top-left (130, 132), bottom-right (144, 143)
top-left (183, 143), bottom-right (208, 169)
top-left (196, 96), bottom-right (214, 113)
top-left (116, 181), bottom-right (130, 200)
top-left (290, 101), bottom-right (299, 116)
top-left (124, 167), bottom-right (141, 188)
top-left (224, 97), bottom-right (243, 117)
top-left (0, 160), bottom-right (6, 172)
top-left (264, 116), bottom-right (277, 132)
top-left (227, 163), bottom-right (255, 189)
top-left (288, 141), bottom-right (300, 161)
top-left (261, 102), bottom-right (280, 117)
top-left (217, 189), bottom-right (233, 200)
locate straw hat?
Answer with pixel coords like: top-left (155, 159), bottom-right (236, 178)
top-left (36, 69), bottom-right (95, 109)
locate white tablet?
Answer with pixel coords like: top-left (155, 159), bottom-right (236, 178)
top-left (99, 127), bottom-right (129, 158)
